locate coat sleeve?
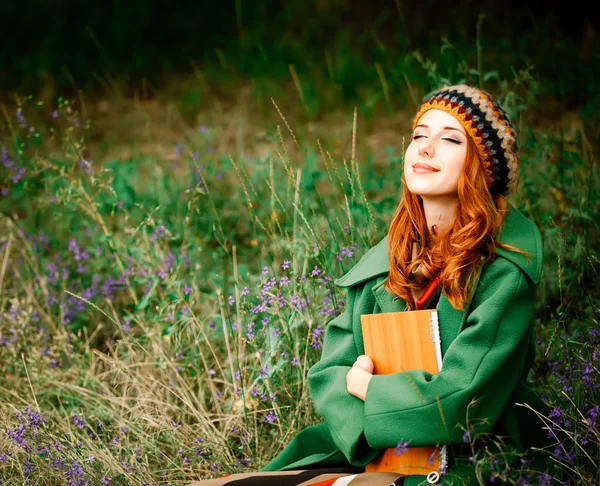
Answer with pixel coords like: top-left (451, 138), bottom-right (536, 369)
top-left (363, 259), bottom-right (536, 448)
top-left (307, 283), bottom-right (379, 466)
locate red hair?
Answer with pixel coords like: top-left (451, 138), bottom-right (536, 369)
top-left (384, 137), bottom-right (528, 311)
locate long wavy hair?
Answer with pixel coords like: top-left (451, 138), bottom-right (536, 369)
top-left (383, 137), bottom-right (529, 311)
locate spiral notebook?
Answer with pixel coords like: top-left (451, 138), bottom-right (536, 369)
top-left (360, 309), bottom-right (447, 480)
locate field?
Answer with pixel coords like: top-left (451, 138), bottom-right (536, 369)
top-left (0, 6), bottom-right (599, 484)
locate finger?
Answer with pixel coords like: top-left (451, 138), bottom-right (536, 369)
top-left (346, 367), bottom-right (360, 392)
top-left (355, 355), bottom-right (374, 372)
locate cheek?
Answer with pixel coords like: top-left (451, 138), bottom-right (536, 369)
top-left (403, 144), bottom-right (418, 167)
top-left (402, 150), bottom-right (416, 182)
top-left (444, 147), bottom-right (467, 178)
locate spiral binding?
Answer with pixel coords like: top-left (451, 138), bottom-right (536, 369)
top-left (428, 311), bottom-right (443, 373)
top-left (428, 313), bottom-right (438, 344)
top-left (440, 445), bottom-right (448, 473)
top-left (425, 445), bottom-right (448, 484)
top-left (427, 310), bottom-right (446, 484)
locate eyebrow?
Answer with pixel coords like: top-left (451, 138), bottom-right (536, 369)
top-left (415, 124), bottom-right (466, 134)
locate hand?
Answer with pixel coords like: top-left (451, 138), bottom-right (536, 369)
top-left (353, 354), bottom-right (374, 373)
top-left (346, 355), bottom-right (374, 401)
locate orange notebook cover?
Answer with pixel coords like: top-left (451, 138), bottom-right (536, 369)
top-left (360, 309), bottom-right (446, 480)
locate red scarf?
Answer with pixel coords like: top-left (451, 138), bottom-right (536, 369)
top-left (415, 274), bottom-right (441, 310)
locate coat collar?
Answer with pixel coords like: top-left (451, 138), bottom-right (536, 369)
top-left (333, 203), bottom-right (543, 289)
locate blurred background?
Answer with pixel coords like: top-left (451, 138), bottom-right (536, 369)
top-left (1, 0), bottom-right (597, 101)
top-left (2, 0), bottom-right (597, 172)
top-left (0, 2), bottom-right (598, 484)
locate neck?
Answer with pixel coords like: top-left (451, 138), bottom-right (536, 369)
top-left (420, 196), bottom-right (458, 235)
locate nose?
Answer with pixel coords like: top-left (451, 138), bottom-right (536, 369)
top-left (418, 138), bottom-right (434, 158)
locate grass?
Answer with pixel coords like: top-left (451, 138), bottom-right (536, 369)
top-left (0, 31), bottom-right (599, 485)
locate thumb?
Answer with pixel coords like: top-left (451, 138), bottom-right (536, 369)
top-left (354, 355), bottom-right (374, 373)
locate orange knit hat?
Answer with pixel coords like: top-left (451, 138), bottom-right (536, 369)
top-left (413, 84), bottom-right (519, 196)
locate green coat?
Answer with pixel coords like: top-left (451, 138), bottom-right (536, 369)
top-left (263, 204), bottom-right (551, 485)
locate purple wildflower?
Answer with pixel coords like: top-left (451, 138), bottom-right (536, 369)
top-left (23, 458), bottom-right (34, 475)
top-left (20, 407), bottom-right (47, 428)
top-left (64, 459), bottom-right (84, 480)
top-left (262, 277), bottom-right (277, 293)
top-left (77, 159), bottom-right (93, 174)
top-left (259, 364), bottom-right (269, 378)
top-left (16, 109), bottom-right (27, 128)
top-left (246, 321), bottom-right (255, 340)
top-left (277, 294), bottom-right (287, 308)
top-left (72, 414), bottom-right (85, 429)
top-left (394, 441), bottom-right (409, 456)
top-left (263, 410), bottom-right (277, 423)
top-left (336, 246), bottom-right (355, 261)
top-left (536, 472), bottom-right (553, 486)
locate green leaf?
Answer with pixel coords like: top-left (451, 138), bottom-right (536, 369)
top-left (483, 71), bottom-right (499, 82)
top-left (137, 277), bottom-right (159, 310)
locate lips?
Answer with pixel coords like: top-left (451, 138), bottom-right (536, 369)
top-left (412, 163), bottom-right (440, 172)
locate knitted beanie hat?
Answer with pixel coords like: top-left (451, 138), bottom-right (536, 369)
top-left (412, 84), bottom-right (519, 196)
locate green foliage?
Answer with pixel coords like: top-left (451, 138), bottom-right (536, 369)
top-left (0, 33), bottom-right (599, 485)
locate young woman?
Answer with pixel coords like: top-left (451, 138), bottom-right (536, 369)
top-left (189, 85), bottom-right (552, 485)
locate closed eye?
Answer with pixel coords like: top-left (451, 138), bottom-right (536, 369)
top-left (413, 135), bottom-right (462, 144)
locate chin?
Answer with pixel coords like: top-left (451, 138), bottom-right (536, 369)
top-left (406, 186), bottom-right (458, 200)
top-left (405, 182), bottom-right (434, 196)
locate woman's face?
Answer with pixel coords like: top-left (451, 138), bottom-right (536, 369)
top-left (403, 109), bottom-right (468, 200)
